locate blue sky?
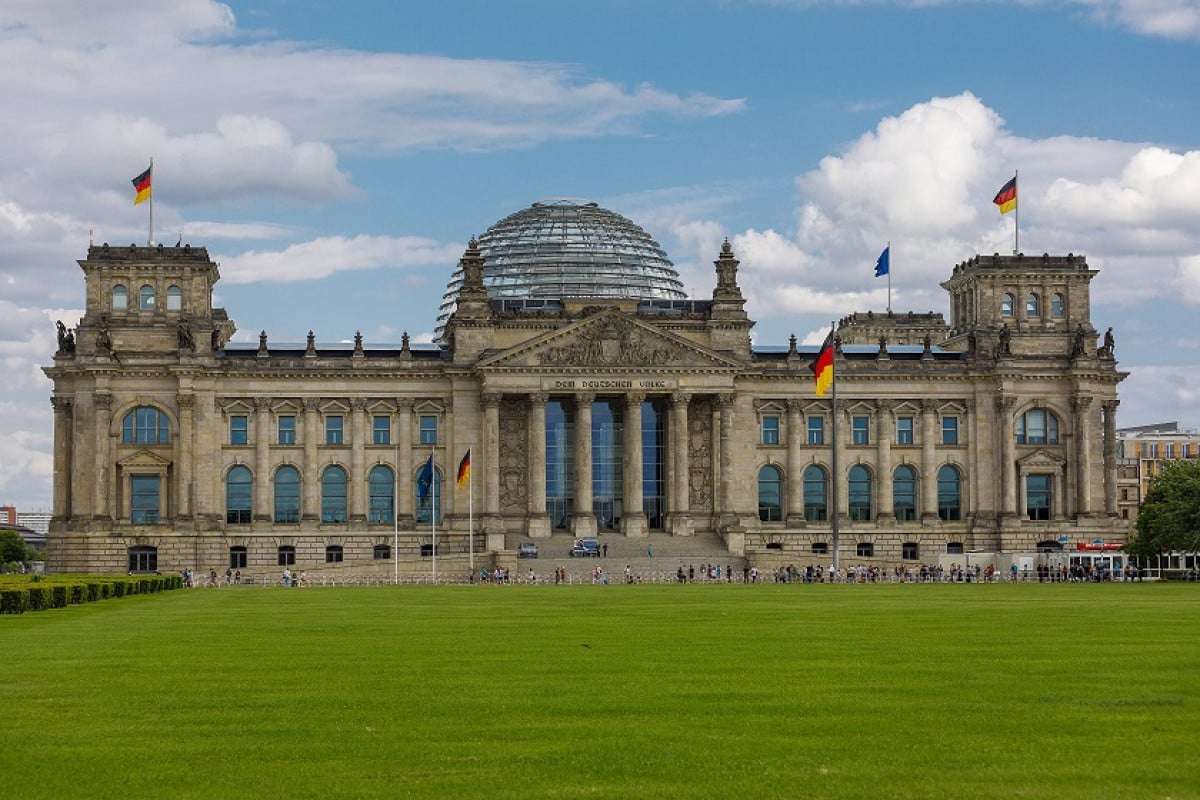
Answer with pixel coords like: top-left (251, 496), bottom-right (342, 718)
top-left (2, 0), bottom-right (1199, 510)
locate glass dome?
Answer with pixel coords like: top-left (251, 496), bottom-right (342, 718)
top-left (436, 199), bottom-right (686, 337)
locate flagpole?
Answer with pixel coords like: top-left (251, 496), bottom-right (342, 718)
top-left (147, 156), bottom-right (154, 246)
top-left (431, 444), bottom-right (437, 585)
top-left (830, 321), bottom-right (840, 576)
top-left (393, 446), bottom-right (399, 585)
top-left (1013, 170), bottom-right (1019, 255)
top-left (468, 449), bottom-right (474, 573)
top-left (886, 241), bottom-right (892, 314)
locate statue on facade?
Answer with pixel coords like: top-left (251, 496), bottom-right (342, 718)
top-left (96, 322), bottom-right (113, 356)
top-left (177, 320), bottom-right (195, 352)
top-left (1070, 324), bottom-right (1088, 358)
top-left (1100, 327), bottom-right (1115, 357)
top-left (998, 324), bottom-right (1011, 355)
top-left (56, 320), bottom-right (75, 354)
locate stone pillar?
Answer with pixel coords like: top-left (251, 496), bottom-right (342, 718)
top-left (93, 392), bottom-right (112, 522)
top-left (571, 393), bottom-right (596, 537)
top-left (71, 391), bottom-right (93, 520)
top-left (997, 396), bottom-right (1017, 517)
top-left (622, 393), bottom-right (647, 537)
top-left (717, 393), bottom-right (736, 522)
top-left (920, 399), bottom-right (938, 523)
top-left (482, 392), bottom-right (502, 517)
top-left (669, 393), bottom-right (693, 536)
top-left (1073, 396), bottom-right (1093, 517)
top-left (785, 399), bottom-right (804, 526)
top-left (302, 397), bottom-right (320, 522)
top-left (177, 393), bottom-right (194, 520)
top-left (396, 399), bottom-right (413, 528)
top-left (350, 398), bottom-right (367, 526)
top-left (875, 401), bottom-right (892, 523)
top-left (527, 393), bottom-right (551, 538)
top-left (254, 397), bottom-right (272, 522)
top-left (1103, 400), bottom-right (1119, 515)
top-left (51, 396), bottom-right (73, 522)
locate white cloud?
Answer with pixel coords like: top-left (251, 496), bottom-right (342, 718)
top-left (218, 235), bottom-right (464, 284)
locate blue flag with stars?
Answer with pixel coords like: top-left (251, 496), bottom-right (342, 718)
top-left (875, 245), bottom-right (890, 277)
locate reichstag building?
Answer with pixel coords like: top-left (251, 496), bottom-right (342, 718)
top-left (44, 200), bottom-right (1128, 576)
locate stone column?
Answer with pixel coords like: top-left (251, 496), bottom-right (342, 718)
top-left (875, 400), bottom-right (893, 523)
top-left (527, 393), bottom-right (550, 538)
top-left (254, 398), bottom-right (272, 522)
top-left (571, 393), bottom-right (596, 537)
top-left (302, 397), bottom-right (320, 522)
top-left (669, 393), bottom-right (693, 536)
top-left (71, 392), bottom-right (93, 520)
top-left (482, 392), bottom-right (502, 517)
top-left (93, 392), bottom-right (112, 522)
top-left (396, 399), bottom-right (414, 528)
top-left (1103, 400), bottom-right (1119, 515)
top-left (785, 399), bottom-right (805, 526)
top-left (51, 396), bottom-right (73, 522)
top-left (1073, 396), bottom-right (1093, 517)
top-left (717, 393), bottom-right (736, 521)
top-left (349, 398), bottom-right (367, 526)
top-left (176, 393), bottom-right (194, 520)
top-left (622, 393), bottom-right (646, 537)
top-left (997, 396), bottom-right (1017, 517)
top-left (920, 399), bottom-right (938, 522)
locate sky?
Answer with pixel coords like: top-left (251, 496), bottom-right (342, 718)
top-left (2, 0), bottom-right (1199, 511)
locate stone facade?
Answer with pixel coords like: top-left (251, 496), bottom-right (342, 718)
top-left (44, 240), bottom-right (1128, 576)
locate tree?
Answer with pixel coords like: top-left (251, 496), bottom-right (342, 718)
top-left (1127, 459), bottom-right (1200, 557)
top-left (0, 529), bottom-right (30, 563)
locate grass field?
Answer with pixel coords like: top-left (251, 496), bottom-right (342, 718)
top-left (2, 582), bottom-right (1196, 799)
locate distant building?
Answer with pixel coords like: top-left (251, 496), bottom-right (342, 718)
top-left (17, 511), bottom-right (52, 536)
top-left (0, 506), bottom-right (15, 527)
top-left (1116, 422), bottom-right (1200, 524)
top-left (44, 201), bottom-right (1128, 577)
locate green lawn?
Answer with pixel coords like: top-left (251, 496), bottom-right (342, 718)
top-left (2, 583), bottom-right (1196, 799)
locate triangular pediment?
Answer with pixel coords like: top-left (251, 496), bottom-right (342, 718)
top-left (478, 310), bottom-right (741, 371)
top-left (118, 449), bottom-right (173, 469)
top-left (1017, 448), bottom-right (1067, 469)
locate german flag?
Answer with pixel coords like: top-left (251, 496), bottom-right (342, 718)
top-left (993, 176), bottom-right (1017, 215)
top-left (810, 330), bottom-right (834, 398)
top-left (131, 164), bottom-right (152, 206)
top-left (456, 448), bottom-right (471, 489)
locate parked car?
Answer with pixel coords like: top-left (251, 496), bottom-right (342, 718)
top-left (570, 537), bottom-right (600, 557)
top-left (517, 541), bottom-right (538, 559)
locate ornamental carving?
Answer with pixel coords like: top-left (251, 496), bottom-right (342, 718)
top-left (499, 397), bottom-right (528, 514)
top-left (689, 396), bottom-right (714, 512)
top-left (538, 319), bottom-right (681, 368)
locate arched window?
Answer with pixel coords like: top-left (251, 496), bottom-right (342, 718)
top-left (274, 466), bottom-right (300, 524)
top-left (803, 465), bottom-right (828, 522)
top-left (1001, 293), bottom-right (1014, 317)
top-left (1016, 409), bottom-right (1060, 444)
top-left (758, 465), bottom-right (783, 522)
top-left (1026, 292), bottom-right (1040, 317)
top-left (128, 545), bottom-right (157, 573)
top-left (848, 465), bottom-right (873, 521)
top-left (893, 465), bottom-right (917, 521)
top-left (937, 465), bottom-right (962, 521)
top-left (112, 284), bottom-right (128, 311)
top-left (321, 465), bottom-right (348, 523)
top-left (1051, 293), bottom-right (1065, 318)
top-left (166, 285), bottom-right (182, 311)
top-left (415, 467), bottom-right (442, 524)
top-left (139, 284), bottom-right (156, 310)
top-left (226, 465), bottom-right (252, 524)
top-left (368, 465), bottom-right (395, 524)
top-left (122, 406), bottom-right (170, 444)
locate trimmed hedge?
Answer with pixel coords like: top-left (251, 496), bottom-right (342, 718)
top-left (0, 575), bottom-right (183, 614)
top-left (1, 590), bottom-right (28, 614)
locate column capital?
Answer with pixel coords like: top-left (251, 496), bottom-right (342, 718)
top-left (51, 395), bottom-right (73, 413)
top-left (302, 397), bottom-right (321, 412)
top-left (921, 398), bottom-right (938, 413)
top-left (717, 393), bottom-right (736, 409)
top-left (670, 391), bottom-right (690, 406)
top-left (1071, 395), bottom-right (1094, 411)
top-left (576, 392), bottom-right (596, 405)
top-left (350, 397), bottom-right (367, 411)
top-left (529, 392), bottom-right (549, 404)
top-left (395, 397), bottom-right (414, 412)
top-left (786, 397), bottom-right (804, 413)
top-left (994, 395), bottom-right (1016, 413)
top-left (94, 392), bottom-right (112, 410)
top-left (1102, 398), bottom-right (1120, 413)
top-left (481, 392), bottom-right (502, 409)
top-left (626, 392), bottom-right (646, 406)
top-left (176, 393), bottom-right (195, 410)
top-left (254, 396), bottom-right (273, 411)
top-left (875, 398), bottom-right (893, 413)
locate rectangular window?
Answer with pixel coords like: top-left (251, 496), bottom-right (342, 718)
top-left (761, 415), bottom-right (779, 445)
top-left (373, 415), bottom-right (391, 445)
top-left (230, 414), bottom-right (248, 445)
top-left (278, 415), bottom-right (296, 445)
top-left (902, 542), bottom-right (919, 560)
top-left (1165, 443), bottom-right (1175, 458)
top-left (942, 416), bottom-right (958, 445)
top-left (326, 415), bottom-right (344, 445)
top-left (130, 475), bottom-right (160, 524)
top-left (419, 415), bottom-right (438, 445)
top-left (897, 416), bottom-right (914, 445)
top-left (807, 416), bottom-right (824, 445)
top-left (852, 416), bottom-right (869, 445)
top-left (1026, 474), bottom-right (1051, 520)
top-left (1148, 443), bottom-right (1159, 458)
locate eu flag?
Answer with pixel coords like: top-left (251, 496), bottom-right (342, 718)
top-left (416, 454), bottom-right (434, 506)
top-left (875, 246), bottom-right (890, 277)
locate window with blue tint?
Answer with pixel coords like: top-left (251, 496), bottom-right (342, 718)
top-left (897, 416), bottom-right (914, 445)
top-left (937, 465), bottom-right (962, 521)
top-left (230, 414), bottom-right (248, 445)
top-left (758, 465), bottom-right (783, 522)
top-left (545, 400), bottom-right (574, 529)
top-left (1016, 409), bottom-right (1059, 444)
top-left (761, 415), bottom-right (779, 445)
top-left (274, 466), bottom-right (300, 523)
top-left (591, 400), bottom-right (623, 530)
top-left (942, 416), bottom-right (958, 445)
top-left (321, 466), bottom-right (347, 523)
top-left (130, 475), bottom-right (160, 524)
top-left (1026, 474), bottom-right (1051, 520)
top-left (368, 465), bottom-right (394, 524)
top-left (1051, 293), bottom-right (1065, 318)
top-left (419, 415), bottom-right (438, 445)
top-left (226, 465), bottom-right (252, 524)
top-left (325, 415), bottom-right (344, 445)
top-left (278, 415), bottom-right (296, 445)
top-left (1001, 293), bottom-right (1014, 317)
top-left (849, 465), bottom-right (872, 521)
top-left (852, 416), bottom-right (869, 445)
top-left (807, 416), bottom-right (824, 445)
top-left (642, 400), bottom-right (666, 529)
top-left (139, 284), bottom-right (155, 310)
top-left (803, 465), bottom-right (827, 522)
top-left (122, 407), bottom-right (170, 444)
top-left (166, 285), bottom-right (182, 311)
top-left (1026, 292), bottom-right (1040, 317)
top-left (893, 465), bottom-right (917, 521)
top-left (112, 284), bottom-right (128, 310)
top-left (373, 415), bottom-right (390, 445)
